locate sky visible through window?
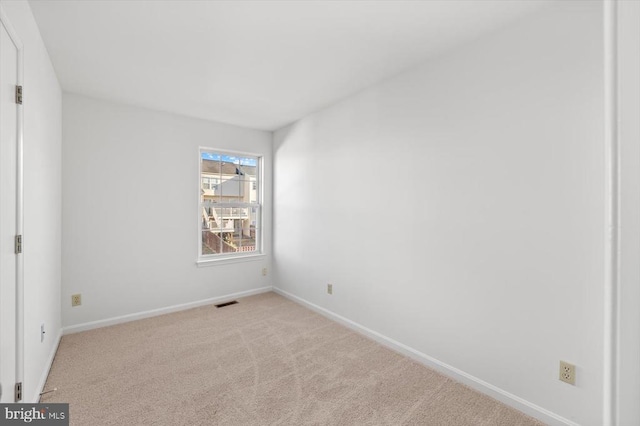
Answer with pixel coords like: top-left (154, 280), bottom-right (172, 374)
top-left (201, 152), bottom-right (257, 166)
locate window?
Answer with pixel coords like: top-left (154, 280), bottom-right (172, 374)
top-left (199, 149), bottom-right (261, 260)
top-left (201, 177), bottom-right (220, 191)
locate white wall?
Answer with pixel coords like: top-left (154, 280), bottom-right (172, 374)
top-left (62, 94), bottom-right (272, 329)
top-left (617, 0), bottom-right (640, 424)
top-left (2, 0), bottom-right (62, 402)
top-left (273, 2), bottom-right (603, 425)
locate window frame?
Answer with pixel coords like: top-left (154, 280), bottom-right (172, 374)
top-left (197, 147), bottom-right (264, 266)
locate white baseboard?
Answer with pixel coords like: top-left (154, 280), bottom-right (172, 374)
top-left (34, 329), bottom-right (62, 403)
top-left (62, 286), bottom-right (273, 335)
top-left (273, 287), bottom-right (577, 426)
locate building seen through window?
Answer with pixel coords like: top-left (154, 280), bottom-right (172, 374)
top-left (199, 150), bottom-right (261, 258)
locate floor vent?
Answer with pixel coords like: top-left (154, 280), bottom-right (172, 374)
top-left (215, 300), bottom-right (238, 308)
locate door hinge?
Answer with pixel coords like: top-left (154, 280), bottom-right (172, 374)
top-left (15, 382), bottom-right (22, 402)
top-left (15, 85), bottom-right (22, 105)
top-left (15, 235), bottom-right (22, 254)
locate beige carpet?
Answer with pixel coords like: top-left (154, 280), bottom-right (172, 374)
top-left (42, 292), bottom-right (545, 425)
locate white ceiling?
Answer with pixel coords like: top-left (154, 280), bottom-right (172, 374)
top-left (29, 0), bottom-right (550, 131)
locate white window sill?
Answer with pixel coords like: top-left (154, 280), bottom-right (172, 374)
top-left (196, 253), bottom-right (266, 267)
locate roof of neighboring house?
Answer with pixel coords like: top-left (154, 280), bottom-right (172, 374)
top-left (202, 160), bottom-right (256, 176)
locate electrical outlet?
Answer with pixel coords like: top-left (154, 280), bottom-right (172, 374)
top-left (40, 324), bottom-right (45, 343)
top-left (559, 361), bottom-right (576, 385)
top-left (262, 267), bottom-right (267, 276)
top-left (71, 294), bottom-right (82, 307)
top-left (327, 284), bottom-right (332, 295)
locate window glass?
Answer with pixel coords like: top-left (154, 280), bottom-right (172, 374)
top-left (200, 150), bottom-right (261, 259)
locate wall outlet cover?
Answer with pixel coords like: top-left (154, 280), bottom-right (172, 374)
top-left (559, 360), bottom-right (576, 385)
top-left (71, 294), bottom-right (82, 307)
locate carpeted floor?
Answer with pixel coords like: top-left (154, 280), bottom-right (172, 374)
top-left (41, 292), bottom-right (545, 425)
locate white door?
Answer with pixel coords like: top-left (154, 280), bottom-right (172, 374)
top-left (0, 9), bottom-right (22, 404)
